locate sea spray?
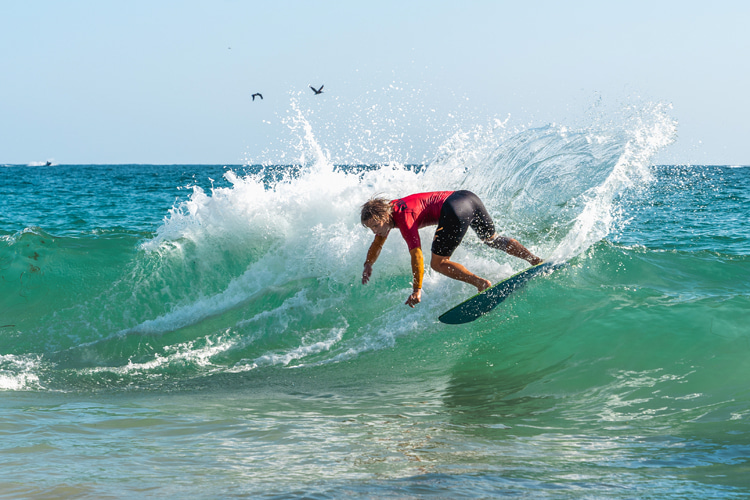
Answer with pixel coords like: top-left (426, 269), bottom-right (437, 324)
top-left (551, 102), bottom-right (678, 259)
top-left (1, 100), bottom-right (680, 389)
top-left (123, 101), bottom-right (676, 376)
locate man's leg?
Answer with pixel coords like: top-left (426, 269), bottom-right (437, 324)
top-left (430, 253), bottom-right (491, 292)
top-left (485, 235), bottom-right (543, 265)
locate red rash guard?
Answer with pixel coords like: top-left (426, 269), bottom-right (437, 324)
top-left (390, 191), bottom-right (454, 250)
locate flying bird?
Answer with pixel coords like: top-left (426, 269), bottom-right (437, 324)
top-left (252, 93), bottom-right (263, 101)
top-left (310, 85), bottom-right (324, 95)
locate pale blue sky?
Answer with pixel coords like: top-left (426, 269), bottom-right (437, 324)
top-left (1, 0), bottom-right (748, 165)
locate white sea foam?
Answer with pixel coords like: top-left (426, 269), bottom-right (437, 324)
top-left (128, 97), bottom-right (677, 371)
top-left (232, 325), bottom-right (347, 371)
top-left (550, 102), bottom-right (677, 260)
top-left (0, 354), bottom-right (43, 391)
top-left (87, 332), bottom-right (239, 377)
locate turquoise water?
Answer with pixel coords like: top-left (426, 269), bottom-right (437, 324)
top-left (2, 107), bottom-right (750, 498)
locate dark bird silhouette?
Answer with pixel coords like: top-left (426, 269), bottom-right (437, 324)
top-left (252, 93), bottom-right (263, 101)
top-left (310, 85), bottom-right (324, 95)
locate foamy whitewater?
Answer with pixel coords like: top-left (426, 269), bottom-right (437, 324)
top-left (2, 99), bottom-right (749, 499)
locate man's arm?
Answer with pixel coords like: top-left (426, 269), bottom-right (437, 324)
top-left (405, 247), bottom-right (424, 307)
top-left (362, 234), bottom-right (387, 284)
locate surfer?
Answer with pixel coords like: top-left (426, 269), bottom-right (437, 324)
top-left (360, 191), bottom-right (542, 307)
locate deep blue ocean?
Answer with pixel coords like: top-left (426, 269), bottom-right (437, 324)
top-left (2, 105), bottom-right (749, 498)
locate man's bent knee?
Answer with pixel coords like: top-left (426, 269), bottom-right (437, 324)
top-left (430, 254), bottom-right (449, 272)
top-left (484, 234), bottom-right (511, 251)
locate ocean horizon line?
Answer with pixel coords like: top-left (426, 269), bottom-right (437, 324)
top-left (3, 162), bottom-right (748, 168)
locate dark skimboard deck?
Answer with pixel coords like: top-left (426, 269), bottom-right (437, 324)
top-left (438, 261), bottom-right (565, 325)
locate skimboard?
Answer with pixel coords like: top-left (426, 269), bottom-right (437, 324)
top-left (438, 261), bottom-right (564, 325)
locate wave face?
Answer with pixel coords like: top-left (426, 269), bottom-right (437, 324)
top-left (2, 105), bottom-right (747, 399)
top-left (1, 103), bottom-right (688, 392)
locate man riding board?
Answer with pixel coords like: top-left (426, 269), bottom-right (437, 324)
top-left (361, 190), bottom-right (542, 307)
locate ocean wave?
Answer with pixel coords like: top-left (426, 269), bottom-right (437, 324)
top-left (1, 100), bottom-right (695, 392)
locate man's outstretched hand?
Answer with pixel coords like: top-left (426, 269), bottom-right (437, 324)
top-left (405, 289), bottom-right (422, 308)
top-left (362, 263), bottom-right (373, 284)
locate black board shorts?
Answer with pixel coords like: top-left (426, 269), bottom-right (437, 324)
top-left (431, 190), bottom-right (496, 257)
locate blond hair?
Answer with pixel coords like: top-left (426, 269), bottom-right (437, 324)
top-left (360, 197), bottom-right (392, 226)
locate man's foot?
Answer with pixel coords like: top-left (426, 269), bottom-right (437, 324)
top-left (529, 256), bottom-right (543, 266)
top-left (477, 278), bottom-right (492, 293)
